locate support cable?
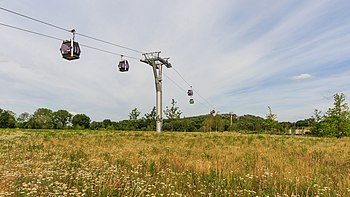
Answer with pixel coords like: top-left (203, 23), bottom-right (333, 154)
top-left (163, 73), bottom-right (212, 111)
top-left (172, 67), bottom-right (192, 87)
top-left (0, 6), bottom-right (144, 54)
top-left (172, 67), bottom-right (215, 110)
top-left (0, 22), bottom-right (62, 41)
top-left (0, 22), bottom-right (140, 60)
top-left (163, 73), bottom-right (187, 93)
top-left (77, 34), bottom-right (144, 54)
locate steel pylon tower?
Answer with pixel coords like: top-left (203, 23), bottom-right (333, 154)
top-left (141, 52), bottom-right (171, 132)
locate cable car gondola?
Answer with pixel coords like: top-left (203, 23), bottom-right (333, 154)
top-left (187, 86), bottom-right (194, 97)
top-left (60, 29), bottom-right (81, 61)
top-left (118, 55), bottom-right (129, 72)
top-left (187, 89), bottom-right (193, 97)
top-left (187, 86), bottom-right (194, 104)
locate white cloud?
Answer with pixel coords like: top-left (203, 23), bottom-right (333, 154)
top-left (292, 73), bottom-right (312, 81)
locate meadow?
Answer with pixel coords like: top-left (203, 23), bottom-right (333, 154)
top-left (0, 129), bottom-right (349, 196)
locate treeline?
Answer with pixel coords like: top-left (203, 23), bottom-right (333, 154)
top-left (1, 93), bottom-right (350, 137)
top-left (0, 107), bottom-right (291, 132)
top-left (0, 107), bottom-right (156, 131)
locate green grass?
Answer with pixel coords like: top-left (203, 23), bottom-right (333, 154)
top-left (0, 129), bottom-right (350, 196)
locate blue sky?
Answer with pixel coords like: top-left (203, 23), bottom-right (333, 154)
top-left (1, 0), bottom-right (350, 122)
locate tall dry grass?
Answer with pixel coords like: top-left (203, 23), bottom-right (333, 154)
top-left (0, 129), bottom-right (349, 196)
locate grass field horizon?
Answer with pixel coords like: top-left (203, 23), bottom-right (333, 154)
top-left (1, 129), bottom-right (349, 196)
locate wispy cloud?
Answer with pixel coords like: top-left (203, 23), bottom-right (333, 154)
top-left (292, 73), bottom-right (312, 81)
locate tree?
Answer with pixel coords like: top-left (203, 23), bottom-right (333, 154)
top-left (29, 108), bottom-right (53, 129)
top-left (279, 121), bottom-right (293, 134)
top-left (116, 119), bottom-right (140, 131)
top-left (129, 108), bottom-right (141, 120)
top-left (53, 110), bottom-right (72, 129)
top-left (72, 114), bottom-right (91, 129)
top-left (145, 106), bottom-right (156, 121)
top-left (164, 99), bottom-right (182, 131)
top-left (226, 113), bottom-right (238, 131)
top-left (215, 114), bottom-right (225, 132)
top-left (310, 109), bottom-right (323, 136)
top-left (144, 106), bottom-right (156, 130)
top-left (265, 106), bottom-right (278, 132)
top-left (295, 118), bottom-right (313, 128)
top-left (179, 119), bottom-right (196, 132)
top-left (202, 115), bottom-right (213, 132)
top-left (323, 93), bottom-right (350, 137)
top-left (102, 119), bottom-right (115, 130)
top-left (17, 112), bottom-right (30, 128)
top-left (236, 114), bottom-right (265, 131)
top-left (164, 99), bottom-right (182, 119)
top-left (90, 121), bottom-right (103, 130)
top-left (0, 108), bottom-right (16, 128)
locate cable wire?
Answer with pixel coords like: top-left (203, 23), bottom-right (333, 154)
top-left (172, 67), bottom-right (192, 87)
top-left (80, 44), bottom-right (140, 60)
top-left (77, 33), bottom-right (144, 54)
top-left (0, 7), bottom-right (70, 32)
top-left (0, 22), bottom-right (140, 60)
top-left (172, 67), bottom-right (215, 110)
top-left (163, 73), bottom-right (212, 110)
top-left (0, 22), bottom-right (62, 41)
top-left (0, 6), bottom-right (144, 54)
top-left (163, 73), bottom-right (187, 93)
top-left (193, 88), bottom-right (215, 110)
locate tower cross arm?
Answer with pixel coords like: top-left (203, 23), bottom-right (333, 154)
top-left (157, 57), bottom-right (172, 68)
